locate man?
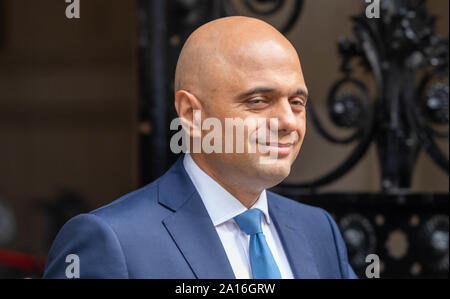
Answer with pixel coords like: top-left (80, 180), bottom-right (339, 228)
top-left (43, 16), bottom-right (357, 279)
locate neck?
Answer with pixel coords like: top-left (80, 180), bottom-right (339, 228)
top-left (190, 154), bottom-right (262, 209)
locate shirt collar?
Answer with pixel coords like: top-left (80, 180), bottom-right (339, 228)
top-left (183, 154), bottom-right (271, 226)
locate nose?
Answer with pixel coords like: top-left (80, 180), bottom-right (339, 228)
top-left (270, 99), bottom-right (297, 134)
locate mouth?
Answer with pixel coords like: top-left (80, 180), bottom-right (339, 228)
top-left (255, 141), bottom-right (295, 157)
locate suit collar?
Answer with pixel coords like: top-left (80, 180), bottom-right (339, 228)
top-left (157, 155), bottom-right (196, 211)
top-left (158, 155), bottom-right (235, 278)
top-left (267, 193), bottom-right (320, 279)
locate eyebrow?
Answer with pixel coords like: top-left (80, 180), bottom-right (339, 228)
top-left (238, 87), bottom-right (309, 101)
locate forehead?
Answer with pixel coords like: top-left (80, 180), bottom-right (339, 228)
top-left (224, 38), bottom-right (298, 67)
top-left (219, 42), bottom-right (306, 94)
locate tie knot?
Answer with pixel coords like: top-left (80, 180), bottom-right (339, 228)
top-left (234, 209), bottom-right (263, 235)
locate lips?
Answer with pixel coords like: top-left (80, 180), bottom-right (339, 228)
top-left (256, 141), bottom-right (294, 147)
top-left (262, 142), bottom-right (293, 147)
top-left (256, 142), bottom-right (294, 156)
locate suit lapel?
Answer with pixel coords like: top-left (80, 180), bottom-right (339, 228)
top-left (159, 156), bottom-right (235, 279)
top-left (268, 194), bottom-right (320, 279)
top-left (158, 156), bottom-right (319, 279)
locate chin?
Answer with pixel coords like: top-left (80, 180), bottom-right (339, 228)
top-left (254, 158), bottom-right (292, 187)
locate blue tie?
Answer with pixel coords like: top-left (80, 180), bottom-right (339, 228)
top-left (234, 209), bottom-right (282, 279)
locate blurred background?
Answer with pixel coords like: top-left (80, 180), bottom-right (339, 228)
top-left (0, 0), bottom-right (448, 278)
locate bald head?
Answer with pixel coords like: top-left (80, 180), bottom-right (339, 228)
top-left (174, 17), bottom-right (302, 100)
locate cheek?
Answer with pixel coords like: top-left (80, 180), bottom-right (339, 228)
top-left (295, 117), bottom-right (307, 145)
top-left (295, 111), bottom-right (305, 127)
top-left (301, 123), bottom-right (306, 137)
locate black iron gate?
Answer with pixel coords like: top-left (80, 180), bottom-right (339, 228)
top-left (138, 0), bottom-right (448, 278)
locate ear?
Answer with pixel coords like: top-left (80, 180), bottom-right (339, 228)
top-left (174, 90), bottom-right (203, 138)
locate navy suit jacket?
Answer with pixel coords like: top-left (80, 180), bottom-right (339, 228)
top-left (43, 156), bottom-right (358, 278)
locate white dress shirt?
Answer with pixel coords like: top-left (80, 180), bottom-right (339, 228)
top-left (183, 154), bottom-right (294, 279)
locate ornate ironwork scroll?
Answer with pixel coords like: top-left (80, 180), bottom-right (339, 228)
top-left (279, 0), bottom-right (449, 193)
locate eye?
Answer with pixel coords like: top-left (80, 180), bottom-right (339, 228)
top-left (246, 98), bottom-right (269, 109)
top-left (248, 98), bottom-right (265, 105)
top-left (290, 98), bottom-right (306, 107)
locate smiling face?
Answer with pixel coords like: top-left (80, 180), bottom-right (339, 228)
top-left (175, 17), bottom-right (308, 194)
